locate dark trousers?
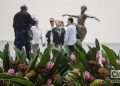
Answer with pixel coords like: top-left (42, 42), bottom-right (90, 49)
top-left (14, 30), bottom-right (31, 60)
top-left (67, 45), bottom-right (75, 53)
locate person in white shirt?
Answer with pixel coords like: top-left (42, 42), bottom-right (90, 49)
top-left (64, 17), bottom-right (77, 52)
top-left (45, 18), bottom-right (55, 45)
top-left (31, 20), bottom-right (45, 53)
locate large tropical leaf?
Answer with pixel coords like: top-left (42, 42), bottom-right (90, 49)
top-left (27, 50), bottom-right (40, 72)
top-left (62, 45), bottom-right (71, 56)
top-left (3, 43), bottom-right (10, 71)
top-left (95, 38), bottom-right (100, 51)
top-left (74, 40), bottom-right (86, 56)
top-left (0, 50), bottom-right (3, 60)
top-left (14, 48), bottom-right (26, 64)
top-left (102, 45), bottom-right (118, 69)
top-left (52, 48), bottom-right (60, 61)
top-left (52, 49), bottom-right (69, 74)
top-left (0, 73), bottom-right (35, 86)
top-left (86, 46), bottom-right (97, 60)
top-left (36, 44), bottom-right (54, 69)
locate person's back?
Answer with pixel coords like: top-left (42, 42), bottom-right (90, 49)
top-left (13, 5), bottom-right (35, 60)
top-left (64, 18), bottom-right (76, 52)
top-left (66, 24), bottom-right (76, 45)
top-left (13, 11), bottom-right (34, 30)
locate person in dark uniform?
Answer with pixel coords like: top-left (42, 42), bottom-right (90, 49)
top-left (52, 20), bottom-right (65, 49)
top-left (45, 18), bottom-right (55, 46)
top-left (13, 5), bottom-right (35, 60)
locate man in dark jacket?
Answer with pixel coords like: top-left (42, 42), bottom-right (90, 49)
top-left (52, 20), bottom-right (65, 49)
top-left (13, 5), bottom-right (35, 60)
top-left (45, 18), bottom-right (55, 46)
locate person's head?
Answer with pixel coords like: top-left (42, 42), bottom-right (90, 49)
top-left (49, 18), bottom-right (54, 26)
top-left (60, 21), bottom-right (64, 26)
top-left (55, 20), bottom-right (61, 28)
top-left (35, 20), bottom-right (39, 26)
top-left (60, 21), bottom-right (64, 28)
top-left (67, 17), bottom-right (73, 25)
top-left (81, 5), bottom-right (87, 14)
top-left (20, 5), bottom-right (28, 12)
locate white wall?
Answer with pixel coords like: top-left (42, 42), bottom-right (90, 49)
top-left (0, 0), bottom-right (120, 43)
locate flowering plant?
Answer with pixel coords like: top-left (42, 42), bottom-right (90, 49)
top-left (0, 39), bottom-right (119, 86)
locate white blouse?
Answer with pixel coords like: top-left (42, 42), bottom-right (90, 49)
top-left (31, 26), bottom-right (43, 44)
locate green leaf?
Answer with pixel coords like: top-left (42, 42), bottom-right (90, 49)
top-left (86, 46), bottom-right (97, 60)
top-left (52, 48), bottom-right (60, 61)
top-left (36, 44), bottom-right (54, 68)
top-left (3, 43), bottom-right (10, 71)
top-left (14, 48), bottom-right (27, 64)
top-left (90, 79), bottom-right (103, 86)
top-left (0, 50), bottom-right (3, 59)
top-left (79, 52), bottom-right (88, 69)
top-left (0, 73), bottom-right (35, 86)
top-left (74, 49), bottom-right (88, 70)
top-left (62, 45), bottom-right (71, 56)
top-left (27, 50), bottom-right (40, 72)
top-left (74, 40), bottom-right (86, 56)
top-left (95, 38), bottom-right (100, 50)
top-left (102, 45), bottom-right (118, 69)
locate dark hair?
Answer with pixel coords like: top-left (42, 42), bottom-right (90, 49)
top-left (61, 21), bottom-right (64, 24)
top-left (68, 17), bottom-right (73, 23)
top-left (21, 5), bottom-right (27, 11)
top-left (49, 18), bottom-right (54, 22)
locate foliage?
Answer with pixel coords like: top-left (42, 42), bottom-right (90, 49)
top-left (0, 39), bottom-right (120, 86)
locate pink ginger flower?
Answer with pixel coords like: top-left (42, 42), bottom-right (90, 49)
top-left (96, 51), bottom-right (107, 67)
top-left (47, 61), bottom-right (54, 70)
top-left (70, 54), bottom-right (76, 63)
top-left (47, 79), bottom-right (54, 86)
top-left (99, 57), bottom-right (107, 67)
top-left (7, 68), bottom-right (15, 75)
top-left (102, 57), bottom-right (106, 65)
top-left (96, 50), bottom-right (102, 61)
top-left (83, 71), bottom-right (91, 81)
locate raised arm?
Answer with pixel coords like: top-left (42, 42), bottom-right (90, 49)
top-left (86, 15), bottom-right (100, 22)
top-left (62, 14), bottom-right (79, 18)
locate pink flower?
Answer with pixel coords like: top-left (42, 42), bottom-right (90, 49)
top-left (96, 51), bottom-right (107, 67)
top-left (83, 71), bottom-right (91, 81)
top-left (47, 79), bottom-right (54, 86)
top-left (47, 61), bottom-right (54, 70)
top-left (102, 57), bottom-right (106, 65)
top-left (7, 69), bottom-right (15, 75)
top-left (70, 54), bottom-right (76, 63)
top-left (96, 50), bottom-right (102, 61)
top-left (99, 57), bottom-right (107, 67)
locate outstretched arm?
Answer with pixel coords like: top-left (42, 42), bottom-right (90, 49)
top-left (62, 14), bottom-right (79, 18)
top-left (86, 15), bottom-right (100, 22)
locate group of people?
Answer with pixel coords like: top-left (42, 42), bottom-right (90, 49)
top-left (13, 5), bottom-right (100, 59)
top-left (46, 17), bottom-right (76, 52)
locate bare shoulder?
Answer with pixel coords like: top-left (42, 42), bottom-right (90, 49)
top-left (83, 14), bottom-right (88, 17)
